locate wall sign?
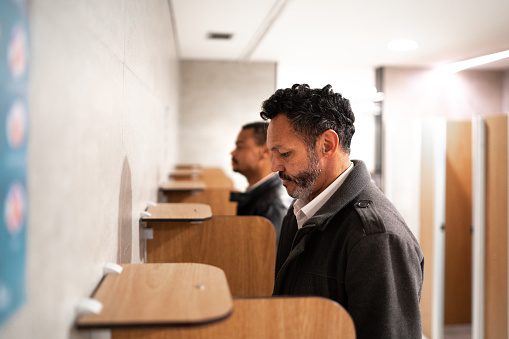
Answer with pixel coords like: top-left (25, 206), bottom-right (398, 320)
top-left (0, 0), bottom-right (29, 328)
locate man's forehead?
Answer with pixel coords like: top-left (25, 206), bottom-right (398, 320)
top-left (267, 126), bottom-right (304, 151)
top-left (237, 128), bottom-right (257, 143)
top-left (238, 128), bottom-right (254, 138)
top-left (268, 117), bottom-right (297, 138)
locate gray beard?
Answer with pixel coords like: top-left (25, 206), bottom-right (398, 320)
top-left (279, 149), bottom-right (321, 200)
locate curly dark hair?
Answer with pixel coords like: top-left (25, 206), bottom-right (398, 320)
top-left (260, 84), bottom-right (355, 154)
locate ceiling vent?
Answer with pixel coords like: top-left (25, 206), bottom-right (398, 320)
top-left (207, 32), bottom-right (233, 40)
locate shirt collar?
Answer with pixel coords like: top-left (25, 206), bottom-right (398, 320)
top-left (294, 162), bottom-right (354, 229)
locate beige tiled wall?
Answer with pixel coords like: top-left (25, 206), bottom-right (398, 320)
top-left (179, 60), bottom-right (276, 191)
top-left (0, 1), bottom-right (179, 338)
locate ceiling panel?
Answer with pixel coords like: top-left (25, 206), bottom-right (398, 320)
top-left (172, 0), bottom-right (279, 60)
top-left (170, 0), bottom-right (509, 70)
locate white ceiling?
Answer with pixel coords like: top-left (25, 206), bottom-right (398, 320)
top-left (170, 0), bottom-right (509, 71)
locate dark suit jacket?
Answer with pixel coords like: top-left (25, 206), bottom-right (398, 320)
top-left (230, 173), bottom-right (289, 243)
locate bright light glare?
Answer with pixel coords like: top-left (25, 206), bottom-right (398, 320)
top-left (437, 50), bottom-right (509, 73)
top-left (387, 40), bottom-right (419, 51)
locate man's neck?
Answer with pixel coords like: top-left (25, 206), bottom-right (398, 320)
top-left (310, 156), bottom-right (351, 200)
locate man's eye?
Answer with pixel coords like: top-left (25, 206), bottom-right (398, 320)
top-left (280, 152), bottom-right (289, 158)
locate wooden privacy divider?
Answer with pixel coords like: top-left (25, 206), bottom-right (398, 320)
top-left (146, 215), bottom-right (276, 297)
top-left (163, 167), bottom-right (235, 214)
top-left (445, 120), bottom-right (472, 325)
top-left (169, 167), bottom-right (233, 189)
top-left (159, 180), bottom-right (206, 191)
top-left (76, 263), bottom-right (233, 328)
top-left (483, 115), bottom-right (508, 339)
top-left (176, 163), bottom-right (201, 169)
top-left (199, 168), bottom-right (234, 189)
top-left (169, 168), bottom-right (203, 180)
top-left (143, 203), bottom-right (212, 221)
top-left (420, 116), bottom-right (509, 338)
top-left (420, 119), bottom-right (474, 338)
top-left (159, 180), bottom-right (237, 216)
top-left (112, 297), bottom-right (356, 339)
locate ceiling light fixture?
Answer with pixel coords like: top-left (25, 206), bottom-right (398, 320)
top-left (207, 32), bottom-right (233, 40)
top-left (387, 39), bottom-right (419, 51)
top-left (438, 49), bottom-right (509, 73)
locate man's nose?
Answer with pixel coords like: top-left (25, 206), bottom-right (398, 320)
top-left (271, 156), bottom-right (284, 172)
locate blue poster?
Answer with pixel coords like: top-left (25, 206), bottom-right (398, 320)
top-left (0, 0), bottom-right (29, 328)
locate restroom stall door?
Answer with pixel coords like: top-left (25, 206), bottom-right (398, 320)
top-left (420, 118), bottom-right (446, 339)
top-left (483, 115), bottom-right (508, 339)
top-left (444, 120), bottom-right (472, 326)
top-left (471, 116), bottom-right (485, 339)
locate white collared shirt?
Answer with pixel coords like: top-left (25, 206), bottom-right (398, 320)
top-left (294, 162), bottom-right (354, 229)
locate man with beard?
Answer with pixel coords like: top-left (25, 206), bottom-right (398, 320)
top-left (261, 84), bottom-right (424, 339)
top-left (229, 121), bottom-right (290, 244)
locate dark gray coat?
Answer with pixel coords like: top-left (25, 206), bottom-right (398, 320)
top-left (230, 174), bottom-right (288, 243)
top-left (273, 160), bottom-right (424, 339)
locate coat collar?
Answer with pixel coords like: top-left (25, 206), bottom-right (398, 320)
top-left (303, 160), bottom-right (371, 231)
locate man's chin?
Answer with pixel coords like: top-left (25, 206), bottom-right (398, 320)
top-left (286, 184), bottom-right (313, 200)
top-left (282, 182), bottom-right (296, 197)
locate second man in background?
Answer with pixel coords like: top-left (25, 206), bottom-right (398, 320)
top-left (230, 122), bottom-right (291, 243)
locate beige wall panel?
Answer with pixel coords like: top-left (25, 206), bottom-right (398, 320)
top-left (124, 1), bottom-right (179, 102)
top-left (420, 121), bottom-right (439, 338)
top-left (0, 1), bottom-right (179, 338)
top-left (179, 60), bottom-right (276, 191)
top-left (122, 69), bottom-right (169, 262)
top-left (383, 67), bottom-right (505, 241)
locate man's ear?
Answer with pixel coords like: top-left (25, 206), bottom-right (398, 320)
top-left (321, 129), bottom-right (339, 158)
top-left (260, 145), bottom-right (270, 159)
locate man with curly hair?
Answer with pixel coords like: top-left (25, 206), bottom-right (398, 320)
top-left (261, 84), bottom-right (424, 339)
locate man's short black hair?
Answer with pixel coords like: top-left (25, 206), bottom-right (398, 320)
top-left (242, 121), bottom-right (269, 146)
top-left (260, 84), bottom-right (355, 153)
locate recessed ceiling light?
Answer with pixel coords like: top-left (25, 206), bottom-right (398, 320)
top-left (207, 32), bottom-right (233, 40)
top-left (387, 39), bottom-right (418, 51)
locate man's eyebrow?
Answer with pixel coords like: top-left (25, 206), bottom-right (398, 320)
top-left (269, 145), bottom-right (283, 152)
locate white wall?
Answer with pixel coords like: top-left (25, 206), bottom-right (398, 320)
top-left (276, 63), bottom-right (378, 174)
top-left (178, 60), bottom-right (276, 191)
top-left (382, 67), bottom-right (506, 238)
top-left (0, 1), bottom-right (179, 338)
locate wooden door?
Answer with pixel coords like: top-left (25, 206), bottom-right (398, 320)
top-left (444, 120), bottom-right (472, 325)
top-left (483, 115), bottom-right (508, 339)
